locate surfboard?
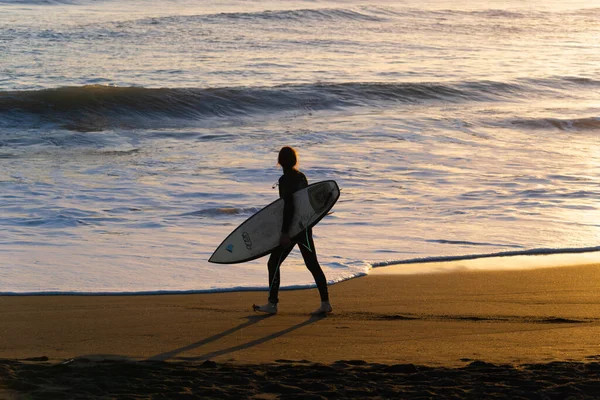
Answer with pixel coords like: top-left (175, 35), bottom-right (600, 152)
top-left (209, 180), bottom-right (340, 264)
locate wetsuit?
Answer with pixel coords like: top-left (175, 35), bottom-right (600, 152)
top-left (267, 169), bottom-right (329, 304)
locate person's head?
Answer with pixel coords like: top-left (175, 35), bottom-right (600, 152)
top-left (278, 146), bottom-right (298, 171)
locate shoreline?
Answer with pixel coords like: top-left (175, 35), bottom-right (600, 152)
top-left (3, 250), bottom-right (600, 296)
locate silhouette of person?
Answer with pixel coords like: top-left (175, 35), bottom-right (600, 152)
top-left (254, 146), bottom-right (332, 315)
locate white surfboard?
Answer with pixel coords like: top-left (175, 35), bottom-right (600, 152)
top-left (209, 180), bottom-right (340, 264)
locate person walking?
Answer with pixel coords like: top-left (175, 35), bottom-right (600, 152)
top-left (254, 146), bottom-right (332, 315)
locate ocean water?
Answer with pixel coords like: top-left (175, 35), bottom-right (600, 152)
top-left (1, 0), bottom-right (599, 294)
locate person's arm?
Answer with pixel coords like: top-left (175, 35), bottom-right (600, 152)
top-left (280, 176), bottom-right (294, 236)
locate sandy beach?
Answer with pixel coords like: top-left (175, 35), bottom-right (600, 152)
top-left (3, 0), bottom-right (600, 398)
top-left (2, 256), bottom-right (600, 398)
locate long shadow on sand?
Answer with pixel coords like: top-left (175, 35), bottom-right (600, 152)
top-left (148, 314), bottom-right (324, 362)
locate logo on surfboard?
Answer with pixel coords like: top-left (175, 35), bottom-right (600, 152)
top-left (242, 232), bottom-right (252, 250)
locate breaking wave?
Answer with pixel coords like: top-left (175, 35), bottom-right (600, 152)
top-left (209, 8), bottom-right (384, 22)
top-left (511, 117), bottom-right (600, 131)
top-left (0, 79), bottom-right (552, 131)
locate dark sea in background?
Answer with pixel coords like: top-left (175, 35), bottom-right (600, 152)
top-left (1, 0), bottom-right (599, 293)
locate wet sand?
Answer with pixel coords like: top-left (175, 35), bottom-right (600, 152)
top-left (2, 257), bottom-right (600, 398)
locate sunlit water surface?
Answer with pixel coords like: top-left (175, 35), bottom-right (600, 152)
top-left (1, 0), bottom-right (599, 293)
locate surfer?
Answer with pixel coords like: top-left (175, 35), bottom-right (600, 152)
top-left (254, 146), bottom-right (332, 315)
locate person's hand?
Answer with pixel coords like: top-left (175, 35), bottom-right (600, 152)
top-left (279, 232), bottom-right (292, 246)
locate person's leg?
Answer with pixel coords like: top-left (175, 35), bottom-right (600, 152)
top-left (299, 230), bottom-right (329, 303)
top-left (266, 243), bottom-right (295, 304)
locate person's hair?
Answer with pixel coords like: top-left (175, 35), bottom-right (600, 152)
top-left (278, 146), bottom-right (298, 170)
